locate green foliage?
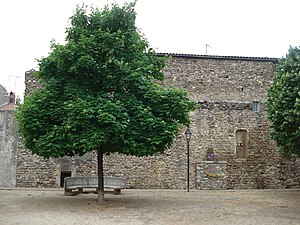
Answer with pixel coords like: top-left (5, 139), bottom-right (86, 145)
top-left (267, 46), bottom-right (300, 157)
top-left (17, 2), bottom-right (196, 158)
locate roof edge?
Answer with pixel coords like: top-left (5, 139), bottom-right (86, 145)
top-left (0, 103), bottom-right (16, 111)
top-left (157, 52), bottom-right (278, 62)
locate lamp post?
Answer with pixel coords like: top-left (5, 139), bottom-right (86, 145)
top-left (185, 127), bottom-right (192, 192)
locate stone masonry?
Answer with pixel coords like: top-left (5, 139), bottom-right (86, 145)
top-left (0, 85), bottom-right (9, 106)
top-left (0, 85), bottom-right (18, 187)
top-left (12, 54), bottom-right (300, 189)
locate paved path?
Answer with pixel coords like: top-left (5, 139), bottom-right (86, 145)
top-left (0, 188), bottom-right (299, 225)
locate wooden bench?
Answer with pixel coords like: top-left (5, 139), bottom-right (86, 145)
top-left (64, 176), bottom-right (126, 196)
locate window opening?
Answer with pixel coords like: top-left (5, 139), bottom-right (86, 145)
top-left (236, 130), bottom-right (248, 159)
top-left (252, 101), bottom-right (260, 112)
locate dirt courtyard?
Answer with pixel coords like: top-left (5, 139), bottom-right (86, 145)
top-left (0, 188), bottom-right (299, 225)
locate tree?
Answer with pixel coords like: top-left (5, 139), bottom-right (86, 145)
top-left (17, 2), bottom-right (196, 201)
top-left (267, 46), bottom-right (300, 157)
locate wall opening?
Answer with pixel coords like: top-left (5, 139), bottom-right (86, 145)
top-left (252, 101), bottom-right (260, 112)
top-left (235, 129), bottom-right (248, 159)
top-left (60, 171), bottom-right (71, 187)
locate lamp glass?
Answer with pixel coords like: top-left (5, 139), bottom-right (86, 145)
top-left (185, 128), bottom-right (192, 141)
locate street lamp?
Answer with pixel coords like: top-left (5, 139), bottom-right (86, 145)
top-left (185, 127), bottom-right (192, 192)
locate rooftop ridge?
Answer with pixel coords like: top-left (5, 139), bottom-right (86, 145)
top-left (157, 52), bottom-right (278, 62)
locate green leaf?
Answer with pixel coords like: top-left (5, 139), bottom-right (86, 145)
top-left (266, 46), bottom-right (300, 157)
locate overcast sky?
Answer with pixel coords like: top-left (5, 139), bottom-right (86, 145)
top-left (0, 0), bottom-right (299, 99)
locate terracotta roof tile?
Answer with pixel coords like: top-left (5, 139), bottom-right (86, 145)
top-left (0, 104), bottom-right (16, 111)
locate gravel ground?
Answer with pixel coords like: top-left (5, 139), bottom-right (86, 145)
top-left (0, 188), bottom-right (299, 225)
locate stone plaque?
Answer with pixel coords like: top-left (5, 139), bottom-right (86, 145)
top-left (196, 161), bottom-right (227, 190)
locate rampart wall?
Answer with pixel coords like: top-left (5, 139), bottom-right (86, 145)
top-left (15, 55), bottom-right (300, 189)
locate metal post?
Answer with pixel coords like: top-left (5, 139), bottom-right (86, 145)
top-left (187, 138), bottom-right (190, 192)
top-left (185, 128), bottom-right (192, 192)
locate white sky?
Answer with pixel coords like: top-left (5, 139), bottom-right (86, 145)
top-left (0, 0), bottom-right (299, 99)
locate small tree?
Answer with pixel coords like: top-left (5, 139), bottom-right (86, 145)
top-left (17, 2), bottom-right (196, 201)
top-left (267, 46), bottom-right (300, 157)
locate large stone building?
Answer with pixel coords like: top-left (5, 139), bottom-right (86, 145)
top-left (1, 54), bottom-right (299, 189)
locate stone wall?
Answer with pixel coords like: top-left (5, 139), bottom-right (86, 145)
top-left (24, 69), bottom-right (41, 97)
top-left (16, 55), bottom-right (300, 189)
top-left (162, 55), bottom-right (276, 102)
top-left (16, 144), bottom-right (58, 187)
top-left (196, 161), bottom-right (228, 190)
top-left (193, 101), bottom-right (292, 189)
top-left (0, 85), bottom-right (9, 106)
top-left (0, 111), bottom-right (18, 187)
top-left (17, 135), bottom-right (188, 189)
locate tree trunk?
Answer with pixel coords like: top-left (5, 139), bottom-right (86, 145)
top-left (97, 148), bottom-right (104, 202)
